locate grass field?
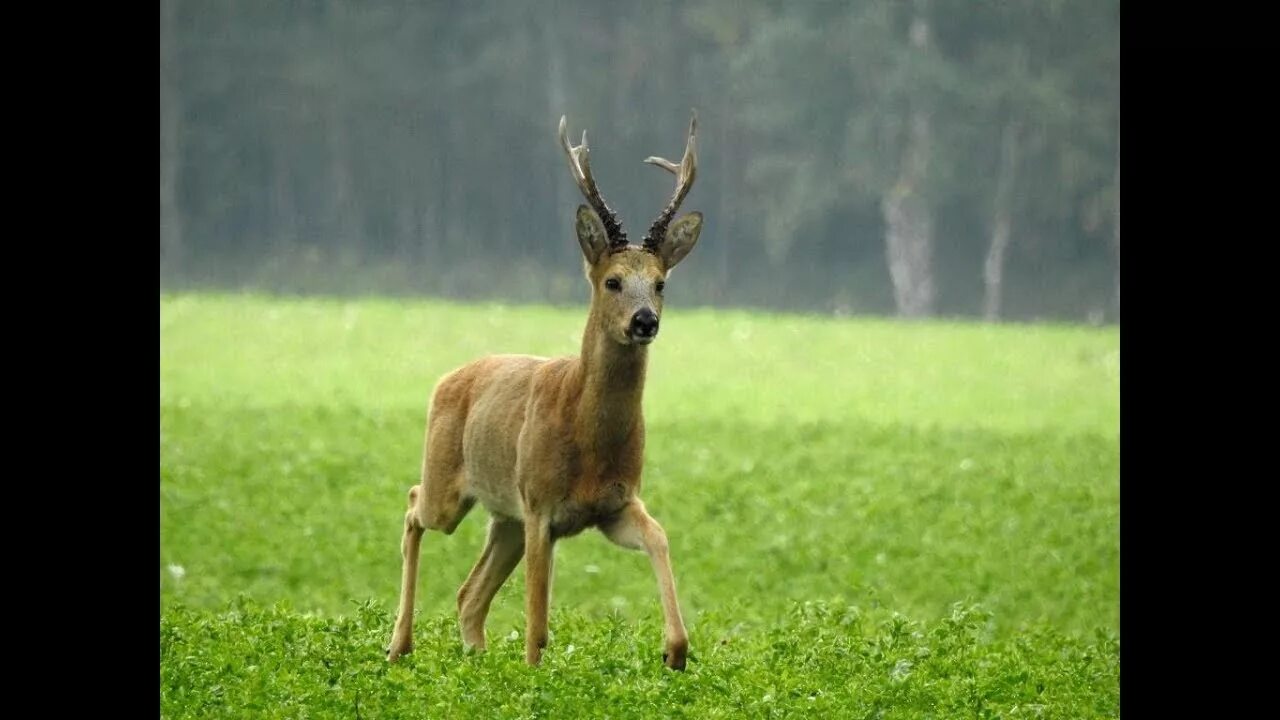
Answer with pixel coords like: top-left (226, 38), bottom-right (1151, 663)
top-left (160, 293), bottom-right (1120, 718)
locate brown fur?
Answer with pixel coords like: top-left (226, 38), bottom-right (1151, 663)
top-left (387, 200), bottom-right (704, 669)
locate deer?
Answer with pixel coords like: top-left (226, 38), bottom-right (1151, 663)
top-left (386, 113), bottom-right (703, 670)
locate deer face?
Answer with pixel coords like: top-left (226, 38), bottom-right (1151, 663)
top-left (576, 207), bottom-right (703, 346)
top-left (560, 113), bottom-right (702, 346)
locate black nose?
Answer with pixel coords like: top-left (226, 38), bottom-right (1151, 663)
top-left (630, 308), bottom-right (659, 338)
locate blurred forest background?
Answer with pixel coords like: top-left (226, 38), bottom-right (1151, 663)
top-left (159, 0), bottom-right (1119, 323)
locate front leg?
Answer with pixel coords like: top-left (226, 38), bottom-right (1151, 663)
top-left (601, 500), bottom-right (689, 670)
top-left (523, 514), bottom-right (555, 665)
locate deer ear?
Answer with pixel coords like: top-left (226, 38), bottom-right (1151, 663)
top-left (575, 205), bottom-right (609, 264)
top-left (661, 211), bottom-right (703, 269)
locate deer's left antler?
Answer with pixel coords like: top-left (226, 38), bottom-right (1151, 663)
top-left (642, 111), bottom-right (698, 253)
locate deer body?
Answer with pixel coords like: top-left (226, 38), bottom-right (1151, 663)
top-left (388, 115), bottom-right (703, 670)
top-left (437, 346), bottom-right (644, 537)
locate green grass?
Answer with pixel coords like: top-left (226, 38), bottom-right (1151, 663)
top-left (160, 293), bottom-right (1120, 718)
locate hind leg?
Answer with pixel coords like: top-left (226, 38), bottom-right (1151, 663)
top-left (387, 407), bottom-right (474, 662)
top-left (456, 517), bottom-right (524, 651)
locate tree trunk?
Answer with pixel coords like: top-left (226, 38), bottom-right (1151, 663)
top-left (882, 11), bottom-right (935, 318)
top-left (882, 169), bottom-right (934, 317)
top-left (160, 0), bottom-right (183, 270)
top-left (983, 120), bottom-right (1021, 321)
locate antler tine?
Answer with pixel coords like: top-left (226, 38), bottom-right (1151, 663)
top-left (559, 115), bottom-right (628, 250)
top-left (642, 111), bottom-right (699, 252)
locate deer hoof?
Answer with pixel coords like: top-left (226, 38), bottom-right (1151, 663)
top-left (663, 640), bottom-right (688, 671)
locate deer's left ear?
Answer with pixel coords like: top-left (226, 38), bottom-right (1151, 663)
top-left (661, 212), bottom-right (703, 270)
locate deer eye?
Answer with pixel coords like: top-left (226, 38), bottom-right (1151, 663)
top-left (655, 280), bottom-right (665, 293)
top-left (605, 278), bottom-right (622, 292)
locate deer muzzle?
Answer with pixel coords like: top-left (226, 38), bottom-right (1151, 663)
top-left (628, 308), bottom-right (660, 344)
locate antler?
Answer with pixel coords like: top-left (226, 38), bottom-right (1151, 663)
top-left (559, 116), bottom-right (628, 251)
top-left (642, 111), bottom-right (698, 253)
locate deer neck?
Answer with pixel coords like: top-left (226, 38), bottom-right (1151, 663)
top-left (574, 307), bottom-right (647, 453)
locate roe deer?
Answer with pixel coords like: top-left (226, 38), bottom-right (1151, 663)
top-left (387, 113), bottom-right (703, 670)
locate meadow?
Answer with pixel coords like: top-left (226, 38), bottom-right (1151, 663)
top-left (160, 294), bottom-right (1120, 718)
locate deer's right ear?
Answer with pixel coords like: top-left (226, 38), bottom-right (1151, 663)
top-left (575, 205), bottom-right (609, 264)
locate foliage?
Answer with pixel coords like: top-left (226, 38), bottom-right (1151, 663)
top-left (160, 294), bottom-right (1120, 717)
top-left (160, 1), bottom-right (1119, 321)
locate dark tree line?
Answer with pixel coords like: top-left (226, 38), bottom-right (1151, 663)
top-left (159, 0), bottom-right (1118, 323)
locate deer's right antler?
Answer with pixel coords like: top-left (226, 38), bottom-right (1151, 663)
top-left (559, 116), bottom-right (628, 252)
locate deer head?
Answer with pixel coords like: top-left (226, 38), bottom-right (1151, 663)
top-left (559, 113), bottom-right (703, 346)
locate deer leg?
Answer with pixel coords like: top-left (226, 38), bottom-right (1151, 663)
top-left (601, 500), bottom-right (689, 670)
top-left (388, 405), bottom-right (475, 662)
top-left (387, 486), bottom-right (426, 661)
top-left (456, 517), bottom-right (525, 651)
top-left (387, 481), bottom-right (475, 662)
top-left (523, 515), bottom-right (555, 665)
